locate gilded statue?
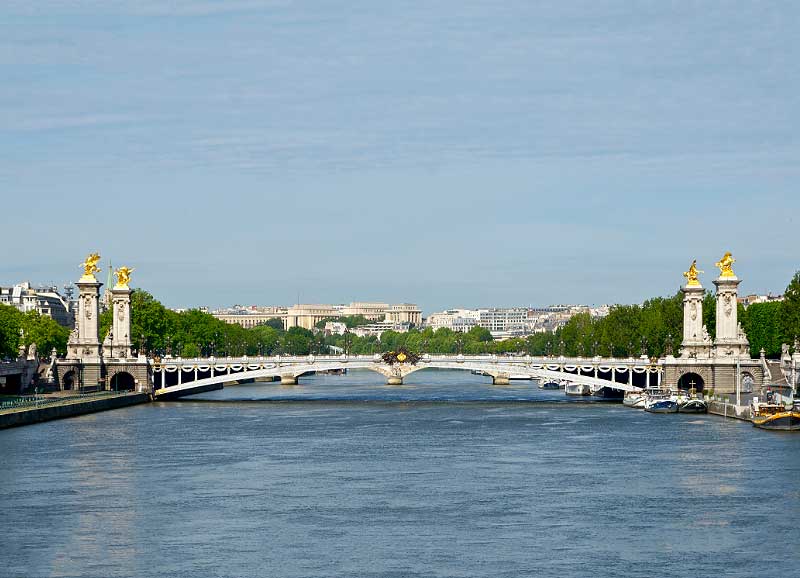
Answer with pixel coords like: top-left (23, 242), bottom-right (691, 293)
top-left (715, 252), bottom-right (736, 278)
top-left (683, 259), bottom-right (703, 287)
top-left (114, 266), bottom-right (135, 289)
top-left (79, 252), bottom-right (102, 281)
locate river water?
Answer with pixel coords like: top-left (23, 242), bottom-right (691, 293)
top-left (2, 369), bottom-right (799, 578)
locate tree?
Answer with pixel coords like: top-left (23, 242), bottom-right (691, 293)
top-left (0, 304), bottom-right (22, 358)
top-left (0, 305), bottom-right (69, 358)
top-left (20, 311), bottom-right (69, 356)
top-left (281, 327), bottom-right (313, 355)
top-left (741, 301), bottom-right (782, 358)
top-left (264, 318), bottom-right (285, 331)
top-left (781, 271), bottom-right (800, 346)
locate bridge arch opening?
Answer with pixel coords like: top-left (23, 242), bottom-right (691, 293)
top-left (62, 371), bottom-right (75, 391)
top-left (677, 372), bottom-right (704, 392)
top-left (110, 372), bottom-right (136, 392)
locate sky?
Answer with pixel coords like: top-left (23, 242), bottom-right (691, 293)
top-left (1, 1), bottom-right (798, 313)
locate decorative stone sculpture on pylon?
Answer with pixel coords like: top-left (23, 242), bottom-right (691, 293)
top-left (109, 266), bottom-right (134, 359)
top-left (680, 259), bottom-right (711, 358)
top-left (712, 252), bottom-right (749, 357)
top-left (67, 252), bottom-right (103, 361)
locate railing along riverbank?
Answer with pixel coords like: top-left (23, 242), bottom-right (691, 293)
top-left (0, 390), bottom-right (150, 429)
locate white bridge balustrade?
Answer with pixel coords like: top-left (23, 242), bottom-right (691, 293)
top-left (151, 354), bottom-right (662, 399)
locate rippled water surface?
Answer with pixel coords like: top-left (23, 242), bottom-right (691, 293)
top-left (2, 369), bottom-right (799, 578)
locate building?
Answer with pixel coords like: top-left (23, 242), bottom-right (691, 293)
top-left (384, 304), bottom-right (422, 326)
top-left (284, 302), bottom-right (423, 330)
top-left (479, 308), bottom-right (529, 336)
top-left (425, 309), bottom-right (481, 333)
top-left (340, 302), bottom-right (389, 321)
top-left (323, 321), bottom-right (348, 336)
top-left (284, 304), bottom-right (343, 330)
top-left (0, 282), bottom-right (74, 327)
top-left (212, 306), bottom-right (287, 329)
top-left (739, 293), bottom-right (783, 308)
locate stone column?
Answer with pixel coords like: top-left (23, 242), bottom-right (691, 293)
top-left (111, 286), bottom-right (133, 359)
top-left (72, 279), bottom-right (103, 362)
top-left (680, 283), bottom-right (705, 357)
top-left (713, 275), bottom-right (748, 357)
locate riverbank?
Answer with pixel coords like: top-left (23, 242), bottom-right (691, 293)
top-left (0, 391), bottom-right (151, 429)
top-left (708, 400), bottom-right (752, 421)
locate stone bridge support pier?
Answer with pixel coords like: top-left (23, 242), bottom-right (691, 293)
top-left (280, 374), bottom-right (298, 385)
top-left (490, 373), bottom-right (510, 385)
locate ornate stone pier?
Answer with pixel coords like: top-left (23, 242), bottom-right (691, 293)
top-left (56, 255), bottom-right (150, 393)
top-left (663, 253), bottom-right (768, 395)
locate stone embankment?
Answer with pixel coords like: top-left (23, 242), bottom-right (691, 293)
top-left (0, 392), bottom-right (151, 429)
top-left (708, 400), bottom-right (752, 421)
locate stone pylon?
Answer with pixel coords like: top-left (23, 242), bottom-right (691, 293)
top-left (713, 273), bottom-right (749, 357)
top-left (68, 278), bottom-right (103, 362)
top-left (110, 286), bottom-right (133, 358)
top-left (680, 282), bottom-right (711, 358)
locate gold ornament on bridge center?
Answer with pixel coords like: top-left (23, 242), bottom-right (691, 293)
top-left (715, 252), bottom-right (736, 278)
top-left (682, 259), bottom-right (703, 287)
top-left (79, 252), bottom-right (102, 282)
top-left (396, 352), bottom-right (407, 362)
top-left (114, 266), bottom-right (135, 289)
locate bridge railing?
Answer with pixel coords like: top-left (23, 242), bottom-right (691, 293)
top-left (151, 353), bottom-right (656, 366)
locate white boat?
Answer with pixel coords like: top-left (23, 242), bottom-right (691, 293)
top-left (643, 388), bottom-right (678, 413)
top-left (623, 390), bottom-right (646, 408)
top-left (565, 383), bottom-right (591, 396)
top-left (676, 392), bottom-right (708, 413)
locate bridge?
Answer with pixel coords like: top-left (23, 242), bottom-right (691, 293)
top-left (152, 354), bottom-right (662, 399)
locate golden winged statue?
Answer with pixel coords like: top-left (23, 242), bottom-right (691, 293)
top-left (682, 259), bottom-right (703, 287)
top-left (114, 266), bottom-right (135, 289)
top-left (79, 252), bottom-right (102, 281)
top-left (715, 252), bottom-right (736, 278)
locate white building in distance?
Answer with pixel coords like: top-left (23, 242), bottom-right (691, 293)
top-left (0, 282), bottom-right (74, 327)
top-left (424, 305), bottom-right (610, 339)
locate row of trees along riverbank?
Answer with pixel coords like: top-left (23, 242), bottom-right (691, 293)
top-left (1, 271), bottom-right (798, 360)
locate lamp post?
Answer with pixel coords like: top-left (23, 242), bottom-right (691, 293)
top-left (343, 331), bottom-right (352, 356)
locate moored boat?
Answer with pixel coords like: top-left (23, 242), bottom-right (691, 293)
top-left (622, 390), bottom-right (646, 408)
top-left (677, 397), bottom-right (708, 413)
top-left (565, 383), bottom-right (591, 396)
top-left (751, 399), bottom-right (800, 431)
top-left (643, 388), bottom-right (678, 413)
top-left (539, 381), bottom-right (560, 390)
top-left (676, 390), bottom-right (708, 413)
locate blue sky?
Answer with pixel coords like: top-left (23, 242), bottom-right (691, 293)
top-left (1, 1), bottom-right (798, 312)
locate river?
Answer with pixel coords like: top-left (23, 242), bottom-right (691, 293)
top-left (2, 369), bottom-right (798, 577)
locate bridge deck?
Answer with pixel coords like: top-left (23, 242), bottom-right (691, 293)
top-left (152, 355), bottom-right (654, 398)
